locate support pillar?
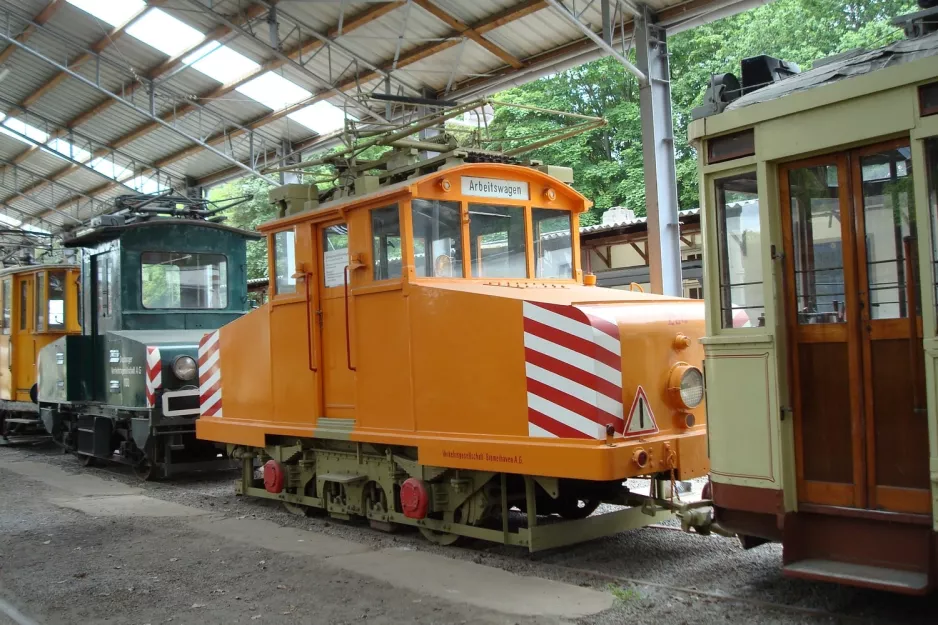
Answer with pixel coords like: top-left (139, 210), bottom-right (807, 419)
top-left (636, 6), bottom-right (682, 296)
top-left (279, 139), bottom-right (300, 186)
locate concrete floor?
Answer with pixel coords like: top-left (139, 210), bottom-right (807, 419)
top-left (1, 446), bottom-right (937, 625)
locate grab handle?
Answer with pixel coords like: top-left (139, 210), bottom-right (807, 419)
top-left (296, 270), bottom-right (316, 373)
top-left (344, 265), bottom-right (356, 372)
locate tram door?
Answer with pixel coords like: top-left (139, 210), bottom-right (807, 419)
top-left (781, 140), bottom-right (930, 515)
top-left (315, 222), bottom-right (356, 419)
top-left (13, 275), bottom-right (34, 399)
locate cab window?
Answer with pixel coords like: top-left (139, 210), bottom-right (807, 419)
top-left (469, 204), bottom-right (527, 278)
top-left (141, 252), bottom-right (228, 309)
top-left (48, 270), bottom-right (66, 330)
top-left (273, 229), bottom-right (296, 295)
top-left (1, 278), bottom-right (10, 334)
top-left (533, 208), bottom-right (573, 279)
top-left (372, 204), bottom-right (402, 281)
top-left (35, 272), bottom-right (45, 331)
top-left (412, 199), bottom-right (462, 278)
top-left (714, 171), bottom-right (763, 328)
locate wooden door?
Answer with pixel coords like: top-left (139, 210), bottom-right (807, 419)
top-left (316, 222), bottom-right (356, 419)
top-left (781, 141), bottom-right (930, 514)
top-left (14, 275), bottom-right (34, 400)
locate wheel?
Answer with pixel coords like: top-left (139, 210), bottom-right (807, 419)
top-left (133, 460), bottom-right (158, 481)
top-left (418, 526), bottom-right (462, 546)
top-left (79, 454), bottom-right (98, 468)
top-left (557, 498), bottom-right (600, 520)
top-left (282, 501), bottom-right (309, 516)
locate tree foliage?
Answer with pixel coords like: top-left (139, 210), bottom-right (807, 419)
top-left (488, 0), bottom-right (914, 224)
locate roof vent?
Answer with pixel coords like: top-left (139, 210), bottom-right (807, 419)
top-left (691, 73), bottom-right (741, 120)
top-left (893, 1), bottom-right (938, 39)
top-left (740, 55), bottom-right (800, 95)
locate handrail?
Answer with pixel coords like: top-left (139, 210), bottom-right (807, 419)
top-left (344, 265), bottom-right (356, 372)
top-left (302, 271), bottom-right (316, 373)
top-left (903, 236), bottom-right (921, 411)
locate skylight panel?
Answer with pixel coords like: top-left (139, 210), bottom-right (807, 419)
top-left (89, 158), bottom-right (132, 181)
top-left (0, 213), bottom-right (20, 228)
top-left (236, 72), bottom-right (311, 110)
top-left (183, 41), bottom-right (260, 84)
top-left (65, 0), bottom-right (145, 27)
top-left (288, 101), bottom-right (354, 135)
top-left (0, 115), bottom-right (50, 145)
top-left (126, 9), bottom-right (205, 57)
top-left (45, 139), bottom-right (91, 162)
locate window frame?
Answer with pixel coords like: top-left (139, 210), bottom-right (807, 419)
top-left (140, 251), bottom-right (230, 310)
top-left (708, 166), bottom-right (765, 332)
top-left (531, 206), bottom-right (575, 280)
top-left (1, 277), bottom-right (10, 335)
top-left (34, 270), bottom-right (46, 332)
top-left (271, 227), bottom-right (298, 298)
top-left (47, 269), bottom-right (67, 331)
top-left (371, 203), bottom-right (404, 283)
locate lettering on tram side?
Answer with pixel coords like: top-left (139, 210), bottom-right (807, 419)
top-left (111, 356), bottom-right (142, 376)
top-left (442, 449), bottom-right (524, 465)
top-left (460, 176), bottom-right (530, 201)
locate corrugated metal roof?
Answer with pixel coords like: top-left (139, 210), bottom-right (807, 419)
top-left (580, 207), bottom-right (701, 236)
top-left (0, 0), bottom-right (755, 239)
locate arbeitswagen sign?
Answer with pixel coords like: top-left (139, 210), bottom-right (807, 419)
top-left (461, 176), bottom-right (530, 200)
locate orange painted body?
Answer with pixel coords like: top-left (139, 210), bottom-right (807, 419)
top-left (197, 164), bottom-right (709, 483)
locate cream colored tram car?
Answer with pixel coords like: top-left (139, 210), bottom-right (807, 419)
top-left (691, 27), bottom-right (938, 593)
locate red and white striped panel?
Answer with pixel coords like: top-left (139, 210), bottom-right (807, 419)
top-left (145, 346), bottom-right (161, 408)
top-left (198, 331), bottom-right (223, 417)
top-left (523, 301), bottom-right (623, 439)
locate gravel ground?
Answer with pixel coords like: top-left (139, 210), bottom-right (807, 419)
top-left (3, 444), bottom-right (937, 624)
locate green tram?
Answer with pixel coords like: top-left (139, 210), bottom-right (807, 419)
top-left (692, 10), bottom-right (938, 593)
top-left (38, 193), bottom-right (259, 479)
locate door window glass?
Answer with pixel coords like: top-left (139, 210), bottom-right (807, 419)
top-left (1, 278), bottom-right (10, 335)
top-left (533, 208), bottom-right (573, 279)
top-left (322, 224), bottom-right (349, 288)
top-left (787, 164), bottom-right (846, 324)
top-left (97, 255), bottom-right (111, 318)
top-left (412, 199), bottom-right (462, 278)
top-left (34, 272), bottom-right (45, 331)
top-left (273, 230), bottom-right (296, 295)
top-left (715, 172), bottom-right (763, 328)
top-left (860, 147), bottom-right (916, 320)
top-left (19, 280), bottom-right (27, 330)
top-left (141, 252), bottom-right (228, 309)
top-left (372, 205), bottom-right (402, 281)
top-left (469, 204), bottom-right (527, 278)
top-left (929, 139), bottom-right (938, 326)
top-left (48, 270), bottom-right (66, 330)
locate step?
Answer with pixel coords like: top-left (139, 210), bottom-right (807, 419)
top-left (784, 559), bottom-right (929, 594)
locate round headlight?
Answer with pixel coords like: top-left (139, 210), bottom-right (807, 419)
top-left (679, 367), bottom-right (704, 409)
top-left (172, 355), bottom-right (197, 381)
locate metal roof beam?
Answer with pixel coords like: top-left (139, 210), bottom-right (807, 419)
top-left (0, 0), bottom-right (61, 66)
top-left (411, 0), bottom-right (524, 69)
top-left (0, 158), bottom-right (108, 223)
top-left (0, 6), bottom-right (280, 187)
top-left (181, 0), bottom-right (389, 123)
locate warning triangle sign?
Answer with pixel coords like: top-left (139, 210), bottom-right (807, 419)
top-left (624, 386), bottom-right (659, 436)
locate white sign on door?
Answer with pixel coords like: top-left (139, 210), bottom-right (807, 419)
top-left (323, 248), bottom-right (349, 288)
top-left (461, 176), bottom-right (529, 200)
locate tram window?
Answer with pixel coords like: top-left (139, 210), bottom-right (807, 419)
top-left (707, 130), bottom-right (755, 164)
top-left (926, 139), bottom-right (938, 324)
top-left (1, 279), bottom-right (9, 334)
top-left (715, 172), bottom-right (763, 328)
top-left (322, 224), bottom-right (349, 288)
top-left (19, 280), bottom-right (27, 330)
top-left (859, 147), bottom-right (916, 320)
top-left (34, 272), bottom-right (45, 331)
top-left (921, 82), bottom-right (938, 117)
top-left (372, 205), bottom-right (402, 281)
top-left (141, 252), bottom-right (228, 309)
top-left (48, 270), bottom-right (66, 330)
top-left (273, 230), bottom-right (296, 295)
top-left (469, 204), bottom-right (527, 278)
top-left (787, 164), bottom-right (847, 324)
top-left (97, 255), bottom-right (111, 318)
top-left (533, 208), bottom-right (573, 279)
top-left (412, 199), bottom-right (462, 278)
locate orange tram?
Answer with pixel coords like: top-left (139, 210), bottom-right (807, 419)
top-left (197, 162), bottom-right (712, 549)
